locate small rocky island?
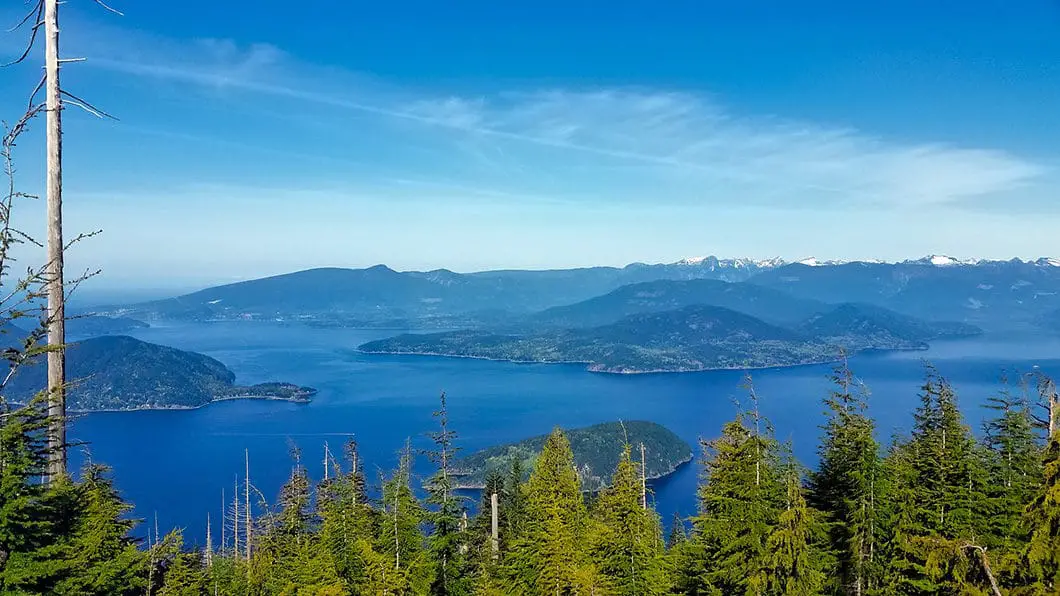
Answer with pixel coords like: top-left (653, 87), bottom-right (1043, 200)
top-left (452, 420), bottom-right (692, 491)
top-left (5, 335), bottom-right (316, 411)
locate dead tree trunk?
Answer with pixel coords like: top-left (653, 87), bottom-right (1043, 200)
top-left (245, 449), bottom-right (251, 560)
top-left (205, 513), bottom-right (213, 567)
top-left (640, 442), bottom-right (647, 510)
top-left (43, 0), bottom-right (66, 482)
top-left (490, 491), bottom-right (499, 559)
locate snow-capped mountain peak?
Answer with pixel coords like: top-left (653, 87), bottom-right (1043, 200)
top-left (905, 255), bottom-right (978, 267)
top-left (797, 257), bottom-right (820, 267)
top-left (675, 256), bottom-right (709, 266)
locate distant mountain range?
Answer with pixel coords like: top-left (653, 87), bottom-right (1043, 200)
top-left (101, 255), bottom-right (1060, 332)
top-left (360, 303), bottom-right (979, 374)
top-left (5, 335), bottom-right (316, 411)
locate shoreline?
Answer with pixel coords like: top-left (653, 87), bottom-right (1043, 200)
top-left (358, 347), bottom-right (874, 375)
top-left (70, 393), bottom-right (312, 414)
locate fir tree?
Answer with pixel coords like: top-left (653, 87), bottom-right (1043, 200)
top-left (590, 444), bottom-right (671, 595)
top-left (763, 470), bottom-right (826, 595)
top-left (318, 438), bottom-right (376, 587)
top-left (46, 465), bottom-right (147, 595)
top-left (1025, 430), bottom-right (1060, 592)
top-left (980, 381), bottom-right (1042, 585)
top-left (879, 369), bottom-right (992, 594)
top-left (808, 361), bottom-right (880, 595)
top-left (424, 392), bottom-right (470, 595)
top-left (506, 427), bottom-right (589, 594)
top-left (376, 440), bottom-right (432, 594)
top-left (668, 512), bottom-right (687, 548)
top-left (500, 456), bottom-right (527, 549)
top-left (685, 381), bottom-right (785, 596)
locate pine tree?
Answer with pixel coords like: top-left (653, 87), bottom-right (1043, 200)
top-left (668, 512), bottom-right (687, 548)
top-left (154, 531), bottom-right (208, 596)
top-left (500, 456), bottom-right (527, 550)
top-left (0, 397), bottom-right (54, 592)
top-left (684, 389), bottom-right (785, 596)
top-left (424, 392), bottom-right (470, 595)
top-left (1025, 430), bottom-right (1060, 592)
top-left (319, 438), bottom-right (376, 587)
top-left (879, 369), bottom-right (992, 594)
top-left (590, 444), bottom-right (671, 595)
top-left (808, 361), bottom-right (880, 595)
top-left (376, 440), bottom-right (432, 594)
top-left (506, 427), bottom-right (589, 594)
top-left (763, 470), bottom-right (826, 595)
top-left (45, 465), bottom-right (147, 595)
top-left (980, 381), bottom-right (1042, 586)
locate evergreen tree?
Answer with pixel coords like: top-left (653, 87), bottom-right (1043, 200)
top-left (808, 361), bottom-right (881, 595)
top-left (424, 392), bottom-right (470, 595)
top-left (154, 531), bottom-right (208, 596)
top-left (506, 427), bottom-right (589, 594)
top-left (590, 444), bottom-right (671, 595)
top-left (668, 512), bottom-right (687, 548)
top-left (500, 456), bottom-right (527, 550)
top-left (879, 369), bottom-right (992, 594)
top-left (684, 383), bottom-right (785, 595)
top-left (763, 470), bottom-right (826, 595)
top-left (319, 438), bottom-right (377, 588)
top-left (0, 397), bottom-right (54, 592)
top-left (1025, 430), bottom-right (1060, 592)
top-left (46, 465), bottom-right (147, 595)
top-left (980, 381), bottom-right (1042, 586)
top-left (376, 441), bottom-right (432, 594)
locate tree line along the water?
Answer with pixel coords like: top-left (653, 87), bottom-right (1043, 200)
top-left (0, 364), bottom-right (1058, 595)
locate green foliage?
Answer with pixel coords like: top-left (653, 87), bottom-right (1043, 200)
top-left (808, 361), bottom-right (882, 594)
top-left (878, 368), bottom-right (993, 594)
top-left (589, 444), bottom-right (671, 595)
top-left (452, 420), bottom-right (691, 491)
top-left (505, 427), bottom-right (591, 594)
top-left (683, 383), bottom-right (785, 595)
top-left (423, 392), bottom-right (470, 596)
top-left (762, 472), bottom-right (827, 595)
top-left (4, 352), bottom-right (1060, 595)
top-left (1025, 431), bottom-right (1060, 591)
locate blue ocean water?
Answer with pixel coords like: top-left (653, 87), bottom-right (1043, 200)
top-left (68, 322), bottom-right (1060, 545)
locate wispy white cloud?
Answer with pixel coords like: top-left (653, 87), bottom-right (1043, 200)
top-left (77, 27), bottom-right (1048, 212)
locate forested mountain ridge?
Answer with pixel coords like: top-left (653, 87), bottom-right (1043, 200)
top-left (748, 259), bottom-right (1060, 328)
top-left (104, 258), bottom-right (784, 325)
top-left (452, 420), bottom-right (692, 490)
top-left (103, 257), bottom-right (1060, 331)
top-left (526, 278), bottom-right (829, 328)
top-left (3, 335), bottom-right (315, 411)
top-left (360, 303), bottom-right (979, 373)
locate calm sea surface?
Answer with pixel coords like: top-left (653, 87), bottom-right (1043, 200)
top-left (68, 322), bottom-right (1060, 545)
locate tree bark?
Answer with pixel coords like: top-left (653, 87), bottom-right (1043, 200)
top-left (43, 0), bottom-right (66, 482)
top-left (490, 491), bottom-right (499, 559)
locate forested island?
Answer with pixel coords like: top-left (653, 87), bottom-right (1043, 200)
top-left (360, 303), bottom-right (980, 373)
top-left (452, 420), bottom-right (692, 490)
top-left (4, 335), bottom-right (316, 411)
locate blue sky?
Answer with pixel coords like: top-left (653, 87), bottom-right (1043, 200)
top-left (2, 0), bottom-right (1059, 290)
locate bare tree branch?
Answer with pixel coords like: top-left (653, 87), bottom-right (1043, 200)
top-left (92, 0), bottom-right (124, 16)
top-left (5, 0), bottom-right (44, 33)
top-left (59, 90), bottom-right (118, 120)
top-left (1, 1), bottom-right (44, 68)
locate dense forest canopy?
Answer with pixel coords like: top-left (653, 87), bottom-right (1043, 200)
top-left (1, 360), bottom-right (1058, 594)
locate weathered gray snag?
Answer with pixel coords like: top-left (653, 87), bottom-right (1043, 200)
top-left (43, 0), bottom-right (66, 481)
top-left (490, 491), bottom-right (499, 559)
